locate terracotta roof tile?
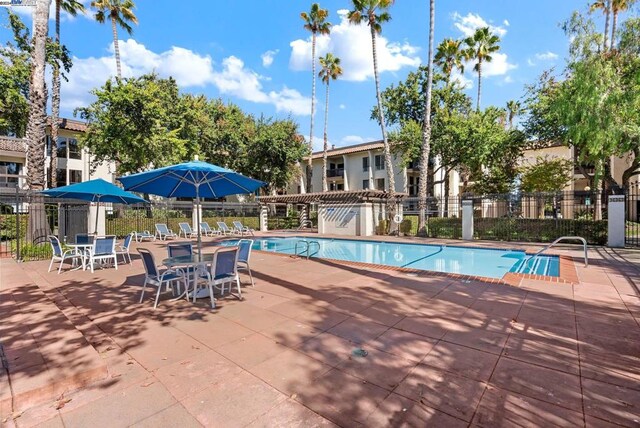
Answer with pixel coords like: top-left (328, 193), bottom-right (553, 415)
top-left (309, 140), bottom-right (384, 159)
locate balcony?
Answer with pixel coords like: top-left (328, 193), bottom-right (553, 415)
top-left (574, 165), bottom-right (595, 176)
top-left (327, 168), bottom-right (344, 178)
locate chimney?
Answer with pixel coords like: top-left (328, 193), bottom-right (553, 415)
top-left (331, 144), bottom-right (336, 150)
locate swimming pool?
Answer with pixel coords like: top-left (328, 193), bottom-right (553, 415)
top-left (220, 237), bottom-right (560, 279)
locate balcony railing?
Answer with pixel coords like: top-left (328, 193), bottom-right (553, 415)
top-left (327, 168), bottom-right (344, 178)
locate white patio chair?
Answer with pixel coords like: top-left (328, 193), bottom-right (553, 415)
top-left (194, 246), bottom-right (241, 308)
top-left (155, 223), bottom-right (177, 241)
top-left (135, 230), bottom-right (155, 242)
top-left (237, 239), bottom-right (254, 287)
top-left (200, 222), bottom-right (220, 237)
top-left (216, 221), bottom-right (234, 235)
top-left (116, 232), bottom-right (134, 264)
top-left (138, 248), bottom-right (186, 309)
top-left (48, 235), bottom-right (82, 274)
top-left (232, 221), bottom-right (255, 236)
top-left (87, 235), bottom-right (118, 273)
top-left (178, 222), bottom-right (197, 238)
top-left (167, 241), bottom-right (193, 258)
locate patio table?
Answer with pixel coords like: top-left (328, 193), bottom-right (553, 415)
top-left (162, 253), bottom-right (217, 300)
top-left (65, 243), bottom-right (92, 270)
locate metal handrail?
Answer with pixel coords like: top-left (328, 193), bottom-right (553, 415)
top-left (293, 240), bottom-right (320, 259)
top-left (294, 240), bottom-right (309, 257)
top-left (525, 236), bottom-right (588, 271)
top-left (306, 241), bottom-right (320, 259)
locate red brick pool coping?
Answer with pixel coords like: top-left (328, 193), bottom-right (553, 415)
top-left (243, 236), bottom-right (581, 288)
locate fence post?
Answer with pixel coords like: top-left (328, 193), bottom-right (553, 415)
top-left (15, 188), bottom-right (20, 261)
top-left (462, 199), bottom-right (474, 241)
top-left (608, 194), bottom-right (626, 248)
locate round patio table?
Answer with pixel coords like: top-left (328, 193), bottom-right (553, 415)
top-left (162, 253), bottom-right (217, 300)
top-left (65, 243), bottom-right (93, 271)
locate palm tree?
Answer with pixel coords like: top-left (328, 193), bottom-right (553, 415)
top-left (26, 0), bottom-right (50, 242)
top-left (590, 0), bottom-right (612, 50)
top-left (300, 3), bottom-right (331, 193)
top-left (348, 0), bottom-right (398, 232)
top-left (91, 0), bottom-right (138, 78)
top-left (464, 27), bottom-right (500, 111)
top-left (318, 53), bottom-right (343, 192)
top-left (417, 0), bottom-right (435, 236)
top-left (434, 38), bottom-right (464, 84)
top-left (506, 100), bottom-right (522, 129)
top-left (611, 0), bottom-right (635, 46)
top-left (50, 0), bottom-right (85, 188)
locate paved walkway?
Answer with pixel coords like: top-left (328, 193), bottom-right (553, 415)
top-left (1, 236), bottom-right (639, 427)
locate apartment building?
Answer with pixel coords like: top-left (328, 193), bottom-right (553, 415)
top-left (0, 118), bottom-right (115, 193)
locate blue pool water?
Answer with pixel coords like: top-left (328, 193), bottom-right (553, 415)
top-left (220, 237), bottom-right (560, 279)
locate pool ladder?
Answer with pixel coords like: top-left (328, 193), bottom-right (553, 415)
top-left (522, 236), bottom-right (588, 274)
top-left (294, 240), bottom-right (320, 259)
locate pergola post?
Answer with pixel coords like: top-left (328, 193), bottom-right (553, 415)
top-left (259, 204), bottom-right (268, 232)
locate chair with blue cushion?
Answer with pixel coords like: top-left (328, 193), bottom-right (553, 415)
top-left (200, 222), bottom-right (220, 237)
top-left (167, 241), bottom-right (193, 258)
top-left (48, 235), bottom-right (82, 274)
top-left (155, 223), bottom-right (177, 241)
top-left (193, 246), bottom-right (241, 308)
top-left (237, 239), bottom-right (254, 287)
top-left (178, 222), bottom-right (197, 238)
top-left (116, 232), bottom-right (134, 264)
top-left (75, 233), bottom-right (95, 245)
top-left (137, 248), bottom-right (186, 309)
top-left (87, 235), bottom-right (118, 273)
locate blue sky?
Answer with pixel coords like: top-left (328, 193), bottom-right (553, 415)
top-left (1, 1), bottom-right (621, 150)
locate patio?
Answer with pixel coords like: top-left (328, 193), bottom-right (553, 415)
top-left (1, 234), bottom-right (639, 427)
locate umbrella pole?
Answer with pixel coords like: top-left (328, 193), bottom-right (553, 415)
top-left (196, 185), bottom-right (202, 259)
top-left (95, 197), bottom-right (101, 235)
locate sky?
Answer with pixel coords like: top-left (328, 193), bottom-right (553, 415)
top-left (0, 0), bottom-right (627, 151)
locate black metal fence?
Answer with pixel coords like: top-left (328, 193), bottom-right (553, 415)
top-left (627, 187), bottom-right (640, 247)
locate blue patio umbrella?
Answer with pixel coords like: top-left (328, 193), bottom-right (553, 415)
top-left (117, 159), bottom-right (265, 254)
top-left (41, 178), bottom-right (147, 234)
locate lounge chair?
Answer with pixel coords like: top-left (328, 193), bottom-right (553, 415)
top-left (216, 221), bottom-right (233, 235)
top-left (233, 221), bottom-right (255, 236)
top-left (86, 235), bottom-right (118, 273)
top-left (48, 235), bottom-right (83, 274)
top-left (178, 222), bottom-right (197, 238)
top-left (138, 248), bottom-right (186, 309)
top-left (135, 230), bottom-right (155, 242)
top-left (200, 222), bottom-right (220, 237)
top-left (116, 232), bottom-right (134, 264)
top-left (155, 223), bottom-right (177, 241)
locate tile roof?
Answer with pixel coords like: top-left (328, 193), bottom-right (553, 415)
top-left (309, 140), bottom-right (384, 159)
top-left (47, 117), bottom-right (87, 132)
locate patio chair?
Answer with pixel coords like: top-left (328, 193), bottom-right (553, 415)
top-left (167, 241), bottom-right (193, 258)
top-left (178, 222), bottom-right (197, 238)
top-left (48, 235), bottom-right (82, 274)
top-left (232, 221), bottom-right (255, 236)
top-left (155, 223), bottom-right (177, 241)
top-left (194, 246), bottom-right (241, 308)
top-left (75, 233), bottom-right (95, 245)
top-left (134, 230), bottom-right (155, 242)
top-left (216, 221), bottom-right (233, 235)
top-left (200, 221), bottom-right (220, 237)
top-left (116, 232), bottom-right (134, 264)
top-left (237, 239), bottom-right (254, 287)
top-left (86, 235), bottom-right (118, 273)
top-left (138, 248), bottom-right (186, 309)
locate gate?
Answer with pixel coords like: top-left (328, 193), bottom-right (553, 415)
top-left (627, 187), bottom-right (640, 247)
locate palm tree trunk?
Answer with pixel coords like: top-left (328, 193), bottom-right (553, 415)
top-left (370, 24), bottom-right (397, 234)
top-left (111, 16), bottom-right (122, 78)
top-left (443, 168), bottom-right (450, 218)
top-left (322, 80), bottom-right (330, 192)
top-left (476, 59), bottom-right (482, 111)
top-left (417, 0), bottom-right (435, 237)
top-left (307, 33), bottom-right (317, 193)
top-left (27, 0), bottom-right (51, 244)
top-left (604, 0), bottom-right (611, 50)
top-left (611, 10), bottom-right (618, 48)
top-left (50, 0), bottom-right (61, 189)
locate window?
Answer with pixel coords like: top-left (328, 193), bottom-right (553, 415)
top-left (56, 169), bottom-right (66, 188)
top-left (0, 161), bottom-right (22, 188)
top-left (408, 176), bottom-right (419, 196)
top-left (68, 138), bottom-right (81, 159)
top-left (375, 178), bottom-right (385, 191)
top-left (69, 169), bottom-right (82, 184)
top-left (56, 137), bottom-right (67, 158)
top-left (329, 182), bottom-right (344, 191)
top-left (46, 135), bottom-right (52, 157)
top-left (362, 156), bottom-right (369, 172)
top-left (362, 179), bottom-right (370, 190)
top-left (374, 155), bottom-right (385, 170)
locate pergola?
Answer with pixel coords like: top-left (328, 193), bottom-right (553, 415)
top-left (257, 189), bottom-right (408, 204)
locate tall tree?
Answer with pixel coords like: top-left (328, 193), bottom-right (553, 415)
top-left (416, 0), bottom-right (435, 236)
top-left (318, 53), bottom-right (343, 192)
top-left (300, 3), bottom-right (331, 193)
top-left (506, 100), bottom-right (522, 129)
top-left (464, 27), bottom-right (500, 111)
top-left (611, 0), bottom-right (636, 45)
top-left (590, 0), bottom-right (612, 50)
top-left (348, 0), bottom-right (398, 232)
top-left (434, 38), bottom-right (465, 84)
top-left (91, 0), bottom-right (138, 78)
top-left (50, 0), bottom-right (85, 188)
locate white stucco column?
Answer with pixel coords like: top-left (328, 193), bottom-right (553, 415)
top-left (607, 195), bottom-right (625, 248)
top-left (259, 205), bottom-right (268, 232)
top-left (88, 203), bottom-right (105, 235)
top-left (462, 199), bottom-right (474, 241)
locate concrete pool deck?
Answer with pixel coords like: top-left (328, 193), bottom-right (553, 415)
top-left (1, 234), bottom-right (639, 427)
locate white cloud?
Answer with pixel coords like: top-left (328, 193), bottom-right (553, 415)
top-left (451, 70), bottom-right (473, 89)
top-left (527, 51), bottom-right (559, 66)
top-left (339, 104), bottom-right (346, 110)
top-left (261, 49), bottom-right (278, 68)
top-left (481, 53), bottom-right (517, 77)
top-left (339, 135), bottom-right (367, 146)
top-left (59, 39), bottom-right (311, 116)
top-left (11, 0), bottom-right (92, 22)
top-left (289, 9), bottom-right (420, 82)
top-left (452, 12), bottom-right (507, 38)
top-left (503, 19), bottom-right (510, 27)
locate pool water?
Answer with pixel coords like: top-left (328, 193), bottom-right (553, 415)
top-left (219, 237), bottom-right (560, 279)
